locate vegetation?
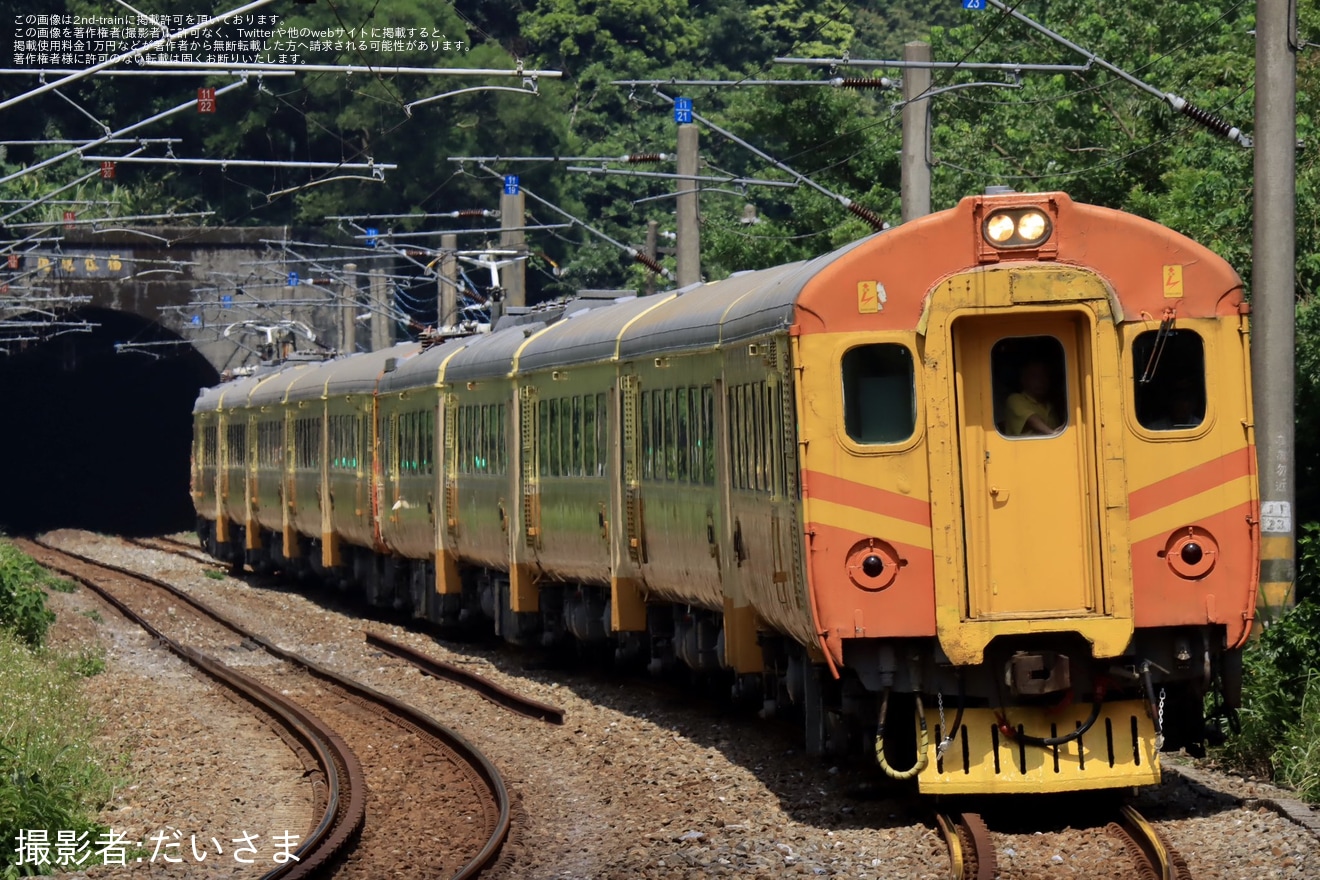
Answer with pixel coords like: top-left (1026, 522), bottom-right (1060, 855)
top-left (0, 541), bottom-right (114, 877)
top-left (1217, 600), bottom-right (1320, 803)
top-left (0, 632), bottom-right (115, 879)
top-left (0, 541), bottom-right (62, 646)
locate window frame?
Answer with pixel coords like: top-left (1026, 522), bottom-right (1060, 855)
top-left (836, 339), bottom-right (923, 453)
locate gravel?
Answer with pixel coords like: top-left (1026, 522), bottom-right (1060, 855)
top-left (31, 529), bottom-right (1320, 879)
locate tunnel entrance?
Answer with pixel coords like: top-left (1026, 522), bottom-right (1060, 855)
top-left (0, 307), bottom-right (219, 536)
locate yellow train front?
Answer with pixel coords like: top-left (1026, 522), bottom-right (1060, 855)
top-left (191, 189), bottom-right (1256, 797)
top-left (793, 191), bottom-right (1255, 793)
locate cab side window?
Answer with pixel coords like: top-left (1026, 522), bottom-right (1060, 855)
top-left (1133, 330), bottom-right (1205, 431)
top-left (842, 344), bottom-right (916, 444)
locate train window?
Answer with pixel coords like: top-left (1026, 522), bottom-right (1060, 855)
top-left (356, 415), bottom-right (365, 471)
top-left (457, 407), bottom-right (467, 474)
top-left (767, 382), bottom-right (780, 493)
top-left (992, 337), bottom-right (1068, 438)
top-left (559, 396), bottom-right (572, 477)
top-left (640, 391), bottom-right (652, 480)
top-left (694, 386), bottom-right (704, 485)
top-left (484, 406), bottom-right (491, 474)
top-left (535, 401), bottom-right (546, 477)
top-left (658, 388), bottom-right (671, 481)
top-left (1133, 330), bottom-right (1206, 431)
top-left (203, 425), bottom-right (217, 467)
top-left (652, 390), bottom-right (663, 480)
top-left (676, 387), bottom-right (690, 482)
top-left (595, 393), bottom-right (607, 476)
top-left (583, 395), bottom-right (596, 479)
top-left (702, 387), bottom-right (716, 485)
top-left (571, 396), bottom-right (583, 477)
top-left (760, 382), bottom-right (771, 492)
top-left (398, 414), bottom-right (409, 474)
top-left (842, 344), bottom-right (916, 444)
top-left (737, 387), bottom-right (748, 489)
top-left (546, 399), bottom-right (558, 477)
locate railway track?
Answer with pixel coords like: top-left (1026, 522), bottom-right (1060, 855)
top-left (936, 803), bottom-right (1193, 880)
top-left (20, 538), bottom-right (512, 880)
top-left (130, 534), bottom-right (568, 726)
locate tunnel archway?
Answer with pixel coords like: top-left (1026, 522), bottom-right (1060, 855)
top-left (0, 307), bottom-right (220, 535)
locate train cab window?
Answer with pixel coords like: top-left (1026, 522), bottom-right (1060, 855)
top-left (1133, 330), bottom-right (1206, 431)
top-left (842, 344), bottom-right (916, 444)
top-left (991, 336), bottom-right (1068, 438)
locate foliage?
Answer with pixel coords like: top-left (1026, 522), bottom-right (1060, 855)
top-left (0, 631), bottom-right (114, 878)
top-left (0, 541), bottom-right (60, 647)
top-left (1297, 300), bottom-right (1320, 525)
top-left (1218, 598), bottom-right (1320, 803)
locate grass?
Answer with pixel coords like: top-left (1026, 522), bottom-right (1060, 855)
top-left (1216, 597), bottom-right (1320, 803)
top-left (0, 538), bottom-right (118, 876)
top-left (0, 540), bottom-right (63, 646)
top-left (0, 631), bottom-right (116, 878)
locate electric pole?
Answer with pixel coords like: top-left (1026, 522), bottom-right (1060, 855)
top-left (439, 234), bottom-right (458, 328)
top-left (501, 189), bottom-right (527, 307)
top-left (901, 41), bottom-right (931, 222)
top-left (1253, 0), bottom-right (1298, 622)
top-left (369, 268), bottom-right (392, 351)
top-left (341, 262), bottom-right (357, 354)
top-left (676, 120), bottom-right (701, 286)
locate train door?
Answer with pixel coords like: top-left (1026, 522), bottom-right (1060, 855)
top-left (952, 312), bottom-right (1103, 619)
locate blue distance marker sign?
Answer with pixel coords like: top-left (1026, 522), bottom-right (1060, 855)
top-left (221, 295), bottom-right (232, 308)
top-left (190, 315), bottom-right (201, 326)
top-left (962, 0), bottom-right (985, 8)
top-left (365, 227), bottom-right (379, 247)
top-left (287, 271), bottom-right (299, 287)
top-left (674, 96), bottom-right (693, 124)
top-left (503, 175), bottom-right (520, 195)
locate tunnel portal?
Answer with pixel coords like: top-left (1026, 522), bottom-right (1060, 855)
top-left (0, 308), bottom-right (219, 536)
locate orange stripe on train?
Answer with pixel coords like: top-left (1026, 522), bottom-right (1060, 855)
top-left (802, 471), bottom-right (932, 527)
top-left (1128, 448), bottom-right (1254, 520)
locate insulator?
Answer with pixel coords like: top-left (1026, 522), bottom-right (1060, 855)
top-left (633, 251), bottom-right (665, 274)
top-left (455, 208), bottom-right (487, 218)
top-left (626, 153), bottom-right (666, 164)
top-left (847, 201), bottom-right (887, 232)
top-left (837, 77), bottom-right (892, 90)
top-left (1177, 101), bottom-right (1239, 141)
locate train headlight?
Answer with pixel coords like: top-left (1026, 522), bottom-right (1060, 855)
top-left (982, 208), bottom-right (1053, 249)
top-left (1161, 526), bottom-right (1218, 579)
top-left (846, 538), bottom-right (903, 591)
top-left (985, 213), bottom-right (1016, 243)
top-left (1016, 210), bottom-right (1049, 242)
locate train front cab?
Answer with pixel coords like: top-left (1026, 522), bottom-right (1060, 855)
top-left (795, 192), bottom-right (1255, 795)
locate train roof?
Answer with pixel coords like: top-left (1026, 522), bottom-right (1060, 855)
top-left (322, 342), bottom-right (423, 397)
top-left (263, 342), bottom-right (419, 404)
top-left (616, 257), bottom-right (824, 358)
top-left (193, 363), bottom-right (290, 414)
top-left (445, 319), bottom-right (550, 383)
top-left (378, 334), bottom-right (471, 392)
top-left (517, 293), bottom-right (674, 372)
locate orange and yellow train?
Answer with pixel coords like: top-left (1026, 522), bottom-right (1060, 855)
top-left (194, 190), bottom-right (1256, 795)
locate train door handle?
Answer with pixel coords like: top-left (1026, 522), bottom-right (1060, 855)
top-left (989, 486), bottom-right (1009, 502)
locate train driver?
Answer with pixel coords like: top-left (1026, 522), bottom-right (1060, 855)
top-left (1005, 361), bottom-right (1062, 436)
